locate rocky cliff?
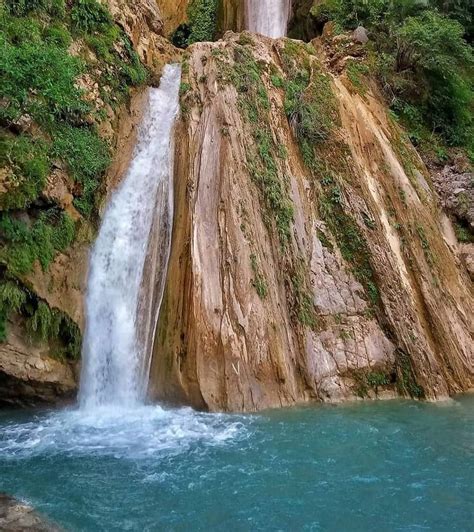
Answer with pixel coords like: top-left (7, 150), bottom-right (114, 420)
top-left (0, 0), bottom-right (174, 405)
top-left (149, 31), bottom-right (473, 411)
top-left (1, 0), bottom-right (472, 410)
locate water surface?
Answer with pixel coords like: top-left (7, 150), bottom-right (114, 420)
top-left (0, 396), bottom-right (472, 531)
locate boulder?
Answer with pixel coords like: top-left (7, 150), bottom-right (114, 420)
top-left (0, 494), bottom-right (62, 531)
top-left (352, 26), bottom-right (369, 43)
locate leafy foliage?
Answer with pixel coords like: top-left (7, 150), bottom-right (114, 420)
top-left (0, 0), bottom-right (146, 353)
top-left (229, 45), bottom-right (295, 245)
top-left (0, 135), bottom-right (50, 210)
top-left (319, 177), bottom-right (380, 306)
top-left (0, 0), bottom-right (146, 214)
top-left (280, 40), bottom-right (340, 171)
top-left (70, 0), bottom-right (112, 33)
top-left (0, 210), bottom-right (76, 276)
top-left (171, 0), bottom-right (219, 48)
top-left (298, 0), bottom-right (474, 152)
top-left (52, 126), bottom-right (110, 216)
top-left (0, 31), bottom-right (86, 126)
top-left (0, 276), bottom-right (81, 359)
top-left (250, 254), bottom-right (268, 299)
top-left (4, 0), bottom-right (65, 18)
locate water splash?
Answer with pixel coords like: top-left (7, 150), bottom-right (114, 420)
top-left (79, 64), bottom-right (181, 409)
top-left (0, 406), bottom-right (248, 460)
top-left (246, 0), bottom-right (291, 38)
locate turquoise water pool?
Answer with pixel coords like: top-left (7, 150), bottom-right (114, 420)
top-left (0, 396), bottom-right (472, 531)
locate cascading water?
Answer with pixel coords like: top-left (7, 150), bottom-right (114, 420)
top-left (246, 0), bottom-right (291, 38)
top-left (79, 64), bottom-right (181, 409)
top-left (0, 64), bottom-right (245, 461)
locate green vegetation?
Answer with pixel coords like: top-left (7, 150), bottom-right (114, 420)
top-left (222, 43), bottom-right (320, 326)
top-left (70, 0), bottom-right (112, 33)
top-left (291, 268), bottom-right (317, 328)
top-left (1, 0), bottom-right (146, 213)
top-left (319, 178), bottom-right (380, 305)
top-left (279, 41), bottom-right (339, 171)
top-left (277, 41), bottom-right (380, 306)
top-left (355, 370), bottom-right (391, 397)
top-left (316, 228), bottom-right (334, 250)
top-left (179, 82), bottom-right (192, 96)
top-left (395, 348), bottom-right (425, 398)
top-left (282, 42), bottom-right (338, 145)
top-left (0, 210), bottom-right (75, 276)
top-left (0, 278), bottom-right (25, 341)
top-left (416, 223), bottom-right (436, 266)
top-left (346, 59), bottom-right (369, 96)
top-left (0, 0), bottom-right (147, 352)
top-left (171, 0), bottom-right (219, 48)
top-left (0, 276), bottom-right (81, 359)
top-left (454, 221), bottom-right (474, 243)
top-left (367, 371), bottom-right (390, 388)
top-left (250, 254), bottom-right (268, 299)
top-left (229, 45), bottom-right (294, 245)
top-left (276, 40), bottom-right (380, 311)
top-left (306, 0), bottom-right (474, 157)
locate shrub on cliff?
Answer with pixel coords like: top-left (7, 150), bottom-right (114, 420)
top-left (0, 0), bottom-right (147, 354)
top-left (171, 0), bottom-right (219, 48)
top-left (295, 0), bottom-right (473, 154)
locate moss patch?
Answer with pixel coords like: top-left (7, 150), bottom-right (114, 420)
top-left (0, 275), bottom-right (81, 360)
top-left (395, 349), bottom-right (425, 399)
top-left (229, 45), bottom-right (294, 246)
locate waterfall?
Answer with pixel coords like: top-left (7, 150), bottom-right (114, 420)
top-left (246, 0), bottom-right (291, 38)
top-left (79, 64), bottom-right (181, 409)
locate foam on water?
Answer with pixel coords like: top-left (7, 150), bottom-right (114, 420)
top-left (0, 406), bottom-right (248, 460)
top-left (246, 0), bottom-right (291, 38)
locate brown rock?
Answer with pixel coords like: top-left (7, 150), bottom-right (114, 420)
top-left (148, 34), bottom-right (473, 412)
top-left (0, 493), bottom-right (62, 531)
top-left (104, 0), bottom-right (182, 69)
top-left (0, 320), bottom-right (76, 406)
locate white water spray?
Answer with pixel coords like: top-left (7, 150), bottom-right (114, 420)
top-left (246, 0), bottom-right (291, 38)
top-left (79, 64), bottom-right (181, 409)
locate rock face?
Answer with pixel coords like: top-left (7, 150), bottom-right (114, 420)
top-left (159, 0), bottom-right (190, 35)
top-left (432, 158), bottom-right (474, 231)
top-left (2, 2), bottom-right (472, 413)
top-left (219, 0), bottom-right (246, 34)
top-left (105, 0), bottom-right (180, 71)
top-left (0, 0), bottom-right (173, 407)
top-left (149, 33), bottom-right (473, 411)
top-left (0, 321), bottom-right (76, 406)
top-left (0, 494), bottom-right (62, 531)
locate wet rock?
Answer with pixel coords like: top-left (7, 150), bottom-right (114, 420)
top-left (0, 494), bottom-right (62, 531)
top-left (105, 0), bottom-right (181, 68)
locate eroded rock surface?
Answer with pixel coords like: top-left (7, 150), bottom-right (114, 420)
top-left (0, 321), bottom-right (76, 406)
top-left (149, 33), bottom-right (473, 411)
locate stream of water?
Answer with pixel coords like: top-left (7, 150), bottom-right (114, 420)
top-left (246, 0), bottom-right (291, 38)
top-left (79, 64), bottom-right (180, 409)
